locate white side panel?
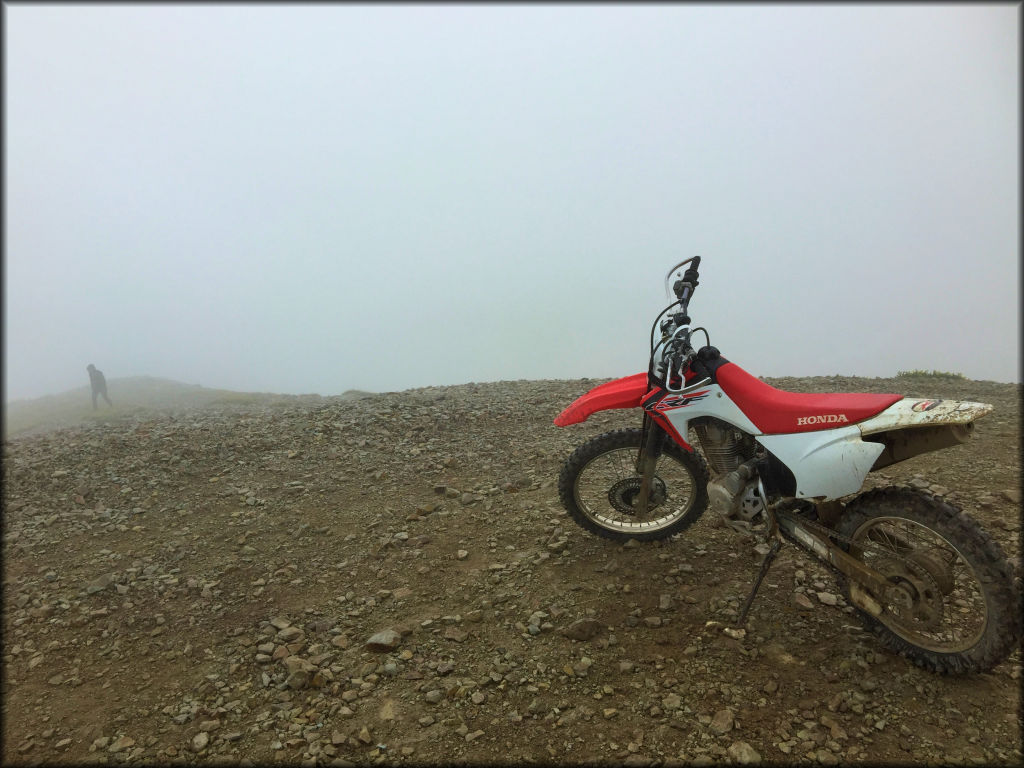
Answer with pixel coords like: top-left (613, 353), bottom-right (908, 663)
top-left (857, 398), bottom-right (993, 436)
top-left (758, 427), bottom-right (885, 500)
top-left (661, 381), bottom-right (762, 437)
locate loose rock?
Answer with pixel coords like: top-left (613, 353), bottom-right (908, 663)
top-left (365, 629), bottom-right (402, 651)
top-left (561, 618), bottom-right (604, 641)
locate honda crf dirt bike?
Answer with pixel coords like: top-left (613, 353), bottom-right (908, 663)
top-left (554, 257), bottom-right (1020, 673)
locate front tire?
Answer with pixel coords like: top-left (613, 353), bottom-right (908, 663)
top-left (838, 487), bottom-right (1021, 674)
top-left (558, 428), bottom-right (709, 542)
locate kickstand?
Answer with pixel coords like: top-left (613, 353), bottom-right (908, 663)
top-left (735, 537), bottom-right (783, 627)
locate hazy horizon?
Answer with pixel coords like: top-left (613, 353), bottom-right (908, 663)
top-left (5, 5), bottom-right (1020, 403)
top-left (4, 364), bottom-right (1021, 408)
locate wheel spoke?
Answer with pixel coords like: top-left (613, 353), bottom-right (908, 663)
top-left (572, 440), bottom-right (702, 536)
top-left (853, 516), bottom-right (987, 654)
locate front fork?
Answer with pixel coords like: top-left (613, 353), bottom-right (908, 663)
top-left (635, 413), bottom-right (665, 517)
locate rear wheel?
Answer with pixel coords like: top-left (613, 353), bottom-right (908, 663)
top-left (838, 487), bottom-right (1021, 673)
top-left (558, 428), bottom-right (709, 541)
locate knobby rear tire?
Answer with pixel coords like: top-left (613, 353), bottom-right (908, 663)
top-left (558, 428), bottom-right (709, 542)
top-left (838, 486), bottom-right (1021, 674)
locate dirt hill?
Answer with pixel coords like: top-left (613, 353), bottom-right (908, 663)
top-left (3, 378), bottom-right (371, 440)
top-left (2, 375), bottom-right (1020, 766)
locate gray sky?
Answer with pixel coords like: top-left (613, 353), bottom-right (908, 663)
top-left (5, 4), bottom-right (1019, 401)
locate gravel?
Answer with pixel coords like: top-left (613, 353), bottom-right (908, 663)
top-left (2, 375), bottom-right (1020, 765)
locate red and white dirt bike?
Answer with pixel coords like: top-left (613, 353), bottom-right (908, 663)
top-left (554, 257), bottom-right (1020, 673)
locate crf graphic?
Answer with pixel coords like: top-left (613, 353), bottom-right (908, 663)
top-left (649, 391), bottom-right (710, 412)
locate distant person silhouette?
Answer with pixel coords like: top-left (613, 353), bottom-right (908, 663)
top-left (87, 364), bottom-right (112, 409)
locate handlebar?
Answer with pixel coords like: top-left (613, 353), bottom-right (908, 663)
top-left (664, 256), bottom-right (699, 297)
top-left (674, 259), bottom-right (699, 304)
top-left (664, 256), bottom-right (700, 313)
top-left (655, 257), bottom-right (703, 391)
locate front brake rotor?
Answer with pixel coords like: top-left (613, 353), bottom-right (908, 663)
top-left (608, 477), bottom-right (667, 515)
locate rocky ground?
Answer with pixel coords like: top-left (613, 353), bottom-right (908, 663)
top-left (3, 374), bottom-right (1021, 766)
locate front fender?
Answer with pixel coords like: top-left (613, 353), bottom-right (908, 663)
top-left (553, 373), bottom-right (648, 426)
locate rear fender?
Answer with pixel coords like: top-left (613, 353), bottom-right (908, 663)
top-left (553, 373), bottom-right (648, 427)
top-left (857, 397), bottom-right (993, 435)
top-left (857, 397), bottom-right (994, 471)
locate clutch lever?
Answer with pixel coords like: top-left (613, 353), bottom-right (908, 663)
top-left (664, 256), bottom-right (701, 301)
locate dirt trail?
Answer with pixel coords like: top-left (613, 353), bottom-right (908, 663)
top-left (3, 375), bottom-right (1020, 766)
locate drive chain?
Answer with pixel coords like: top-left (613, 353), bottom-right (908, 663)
top-left (772, 506), bottom-right (945, 615)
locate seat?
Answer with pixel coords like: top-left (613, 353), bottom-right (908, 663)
top-left (715, 363), bottom-right (903, 434)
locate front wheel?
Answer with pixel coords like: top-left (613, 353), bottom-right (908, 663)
top-left (558, 428), bottom-right (709, 542)
top-left (838, 487), bottom-right (1021, 674)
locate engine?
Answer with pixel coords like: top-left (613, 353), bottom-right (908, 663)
top-left (693, 419), bottom-right (754, 474)
top-left (693, 418), bottom-right (764, 524)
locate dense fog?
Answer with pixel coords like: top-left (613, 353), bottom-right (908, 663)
top-left (5, 5), bottom-right (1019, 403)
